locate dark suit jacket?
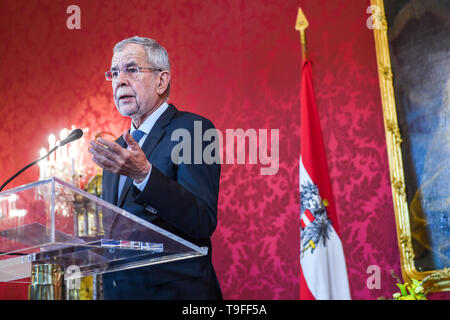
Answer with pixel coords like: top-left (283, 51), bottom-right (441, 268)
top-left (101, 104), bottom-right (222, 300)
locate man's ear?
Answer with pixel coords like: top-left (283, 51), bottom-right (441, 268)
top-left (157, 71), bottom-right (171, 95)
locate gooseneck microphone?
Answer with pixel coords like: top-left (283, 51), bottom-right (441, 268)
top-left (59, 128), bottom-right (83, 147)
top-left (0, 128), bottom-right (84, 192)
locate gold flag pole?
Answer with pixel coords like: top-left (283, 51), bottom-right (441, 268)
top-left (295, 7), bottom-right (309, 61)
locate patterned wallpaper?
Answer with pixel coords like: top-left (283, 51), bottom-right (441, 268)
top-left (0, 0), bottom-right (447, 300)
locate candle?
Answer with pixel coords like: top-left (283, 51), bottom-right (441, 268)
top-left (39, 148), bottom-right (47, 179)
top-left (60, 128), bottom-right (69, 164)
top-left (48, 134), bottom-right (56, 175)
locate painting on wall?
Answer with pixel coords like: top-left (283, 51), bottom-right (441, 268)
top-left (372, 0), bottom-right (449, 291)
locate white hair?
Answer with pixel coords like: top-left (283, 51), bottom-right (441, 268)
top-left (114, 36), bottom-right (171, 71)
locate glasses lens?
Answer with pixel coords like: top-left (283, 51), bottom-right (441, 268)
top-left (105, 68), bottom-right (142, 81)
top-left (124, 67), bottom-right (139, 80)
top-left (105, 71), bottom-right (113, 81)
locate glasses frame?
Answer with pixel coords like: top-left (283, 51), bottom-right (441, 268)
top-left (105, 66), bottom-right (163, 81)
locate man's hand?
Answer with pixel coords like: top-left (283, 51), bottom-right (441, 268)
top-left (88, 131), bottom-right (151, 183)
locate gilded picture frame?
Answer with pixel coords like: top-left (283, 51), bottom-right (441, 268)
top-left (371, 0), bottom-right (449, 293)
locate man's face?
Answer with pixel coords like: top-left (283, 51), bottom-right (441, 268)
top-left (111, 43), bottom-right (158, 126)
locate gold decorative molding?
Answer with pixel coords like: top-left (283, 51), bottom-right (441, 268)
top-left (371, 0), bottom-right (449, 292)
top-left (398, 231), bottom-right (415, 261)
top-left (422, 268), bottom-right (450, 294)
top-left (392, 178), bottom-right (405, 197)
top-left (379, 65), bottom-right (393, 81)
top-left (385, 120), bottom-right (402, 145)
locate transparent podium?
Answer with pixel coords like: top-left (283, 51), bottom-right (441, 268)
top-left (0, 177), bottom-right (207, 299)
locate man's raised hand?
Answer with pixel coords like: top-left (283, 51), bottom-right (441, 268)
top-left (88, 131), bottom-right (151, 183)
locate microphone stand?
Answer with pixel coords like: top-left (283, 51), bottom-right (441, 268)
top-left (0, 145), bottom-right (58, 192)
top-left (0, 146), bottom-right (59, 253)
top-left (0, 129), bottom-right (83, 192)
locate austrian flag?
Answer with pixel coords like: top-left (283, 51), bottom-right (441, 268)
top-left (299, 209), bottom-right (315, 230)
top-left (299, 60), bottom-right (351, 300)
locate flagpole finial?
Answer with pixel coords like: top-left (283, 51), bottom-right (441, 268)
top-left (295, 7), bottom-right (309, 61)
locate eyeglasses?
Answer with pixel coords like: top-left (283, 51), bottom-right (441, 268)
top-left (105, 66), bottom-right (162, 81)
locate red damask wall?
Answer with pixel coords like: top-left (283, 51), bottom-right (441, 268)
top-left (0, 0), bottom-right (447, 300)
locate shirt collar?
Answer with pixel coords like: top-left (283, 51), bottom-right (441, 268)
top-left (130, 101), bottom-right (169, 135)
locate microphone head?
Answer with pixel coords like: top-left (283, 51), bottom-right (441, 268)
top-left (59, 129), bottom-right (83, 147)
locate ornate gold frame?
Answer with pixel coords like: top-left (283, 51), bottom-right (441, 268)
top-left (371, 0), bottom-right (449, 293)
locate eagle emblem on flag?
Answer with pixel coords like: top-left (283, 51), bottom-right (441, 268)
top-left (300, 181), bottom-right (332, 255)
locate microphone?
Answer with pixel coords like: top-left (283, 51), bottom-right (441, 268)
top-left (59, 128), bottom-right (83, 147)
top-left (0, 129), bottom-right (84, 192)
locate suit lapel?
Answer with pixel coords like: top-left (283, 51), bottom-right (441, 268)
top-left (117, 104), bottom-right (178, 207)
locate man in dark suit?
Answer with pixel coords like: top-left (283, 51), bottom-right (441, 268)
top-left (88, 36), bottom-right (222, 299)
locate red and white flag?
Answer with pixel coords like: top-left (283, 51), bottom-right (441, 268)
top-left (299, 60), bottom-right (351, 300)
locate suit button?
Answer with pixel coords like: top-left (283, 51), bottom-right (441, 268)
top-left (112, 280), bottom-right (118, 287)
top-left (145, 205), bottom-right (158, 214)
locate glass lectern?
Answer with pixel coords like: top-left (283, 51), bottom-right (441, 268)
top-left (0, 177), bottom-right (207, 299)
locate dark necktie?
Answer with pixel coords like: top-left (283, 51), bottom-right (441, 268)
top-left (131, 129), bottom-right (145, 144)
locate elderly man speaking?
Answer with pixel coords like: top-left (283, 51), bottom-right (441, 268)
top-left (88, 36), bottom-right (222, 300)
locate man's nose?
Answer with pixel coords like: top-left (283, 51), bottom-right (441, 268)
top-left (116, 70), bottom-right (130, 87)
